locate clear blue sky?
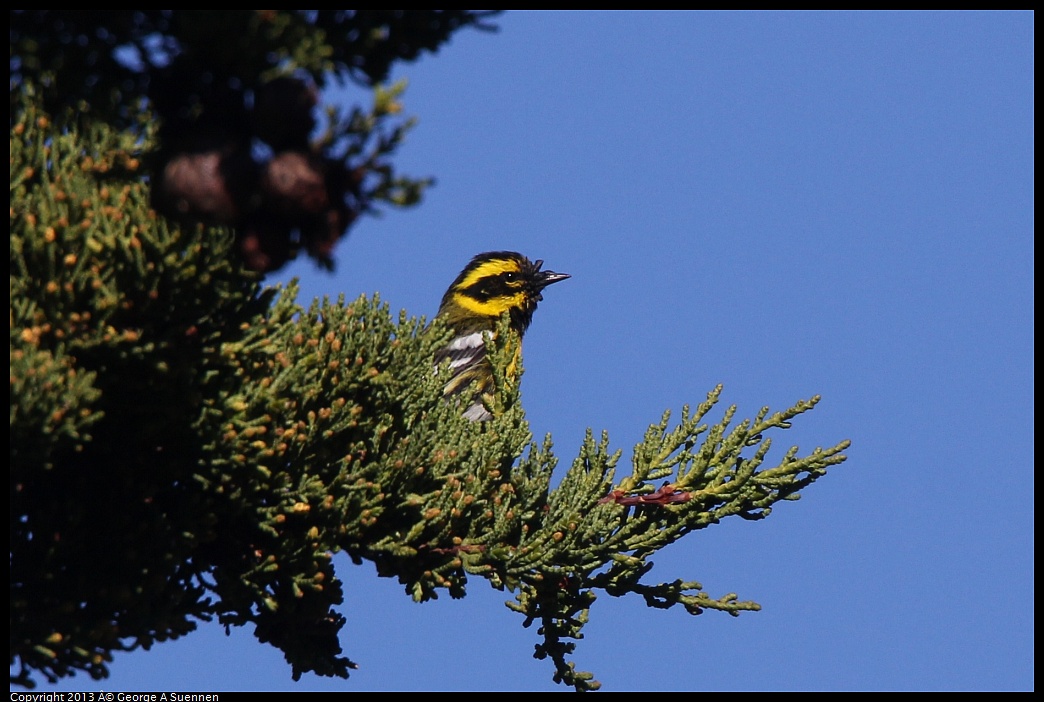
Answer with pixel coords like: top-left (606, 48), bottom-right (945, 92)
top-left (30, 11), bottom-right (1033, 692)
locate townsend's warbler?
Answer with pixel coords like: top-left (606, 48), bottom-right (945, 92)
top-left (435, 251), bottom-right (570, 421)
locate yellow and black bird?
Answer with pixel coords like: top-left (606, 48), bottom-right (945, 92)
top-left (435, 251), bottom-right (570, 421)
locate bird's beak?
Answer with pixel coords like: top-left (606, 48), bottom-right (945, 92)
top-left (538, 270), bottom-right (571, 288)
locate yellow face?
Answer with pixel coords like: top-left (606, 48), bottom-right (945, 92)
top-left (450, 257), bottom-right (529, 318)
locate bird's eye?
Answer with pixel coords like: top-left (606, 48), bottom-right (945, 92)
top-left (503, 272), bottom-right (518, 283)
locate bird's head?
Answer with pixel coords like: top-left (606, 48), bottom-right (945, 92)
top-left (439, 251), bottom-right (570, 333)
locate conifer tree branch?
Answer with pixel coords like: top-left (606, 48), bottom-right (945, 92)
top-left (10, 78), bottom-right (849, 692)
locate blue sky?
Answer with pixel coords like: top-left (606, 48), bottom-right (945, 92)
top-left (30, 11), bottom-right (1033, 692)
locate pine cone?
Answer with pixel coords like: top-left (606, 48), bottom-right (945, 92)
top-left (154, 138), bottom-right (257, 224)
top-left (260, 151), bottom-right (329, 218)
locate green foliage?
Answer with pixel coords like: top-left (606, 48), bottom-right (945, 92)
top-left (10, 10), bottom-right (500, 126)
top-left (10, 19), bottom-right (850, 692)
top-left (10, 11), bottom-right (498, 272)
top-left (10, 87), bottom-right (268, 687)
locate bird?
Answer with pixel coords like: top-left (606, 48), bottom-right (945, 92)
top-left (434, 251), bottom-right (570, 421)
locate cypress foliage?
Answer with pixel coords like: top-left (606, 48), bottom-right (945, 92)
top-left (10, 13), bottom-right (850, 692)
